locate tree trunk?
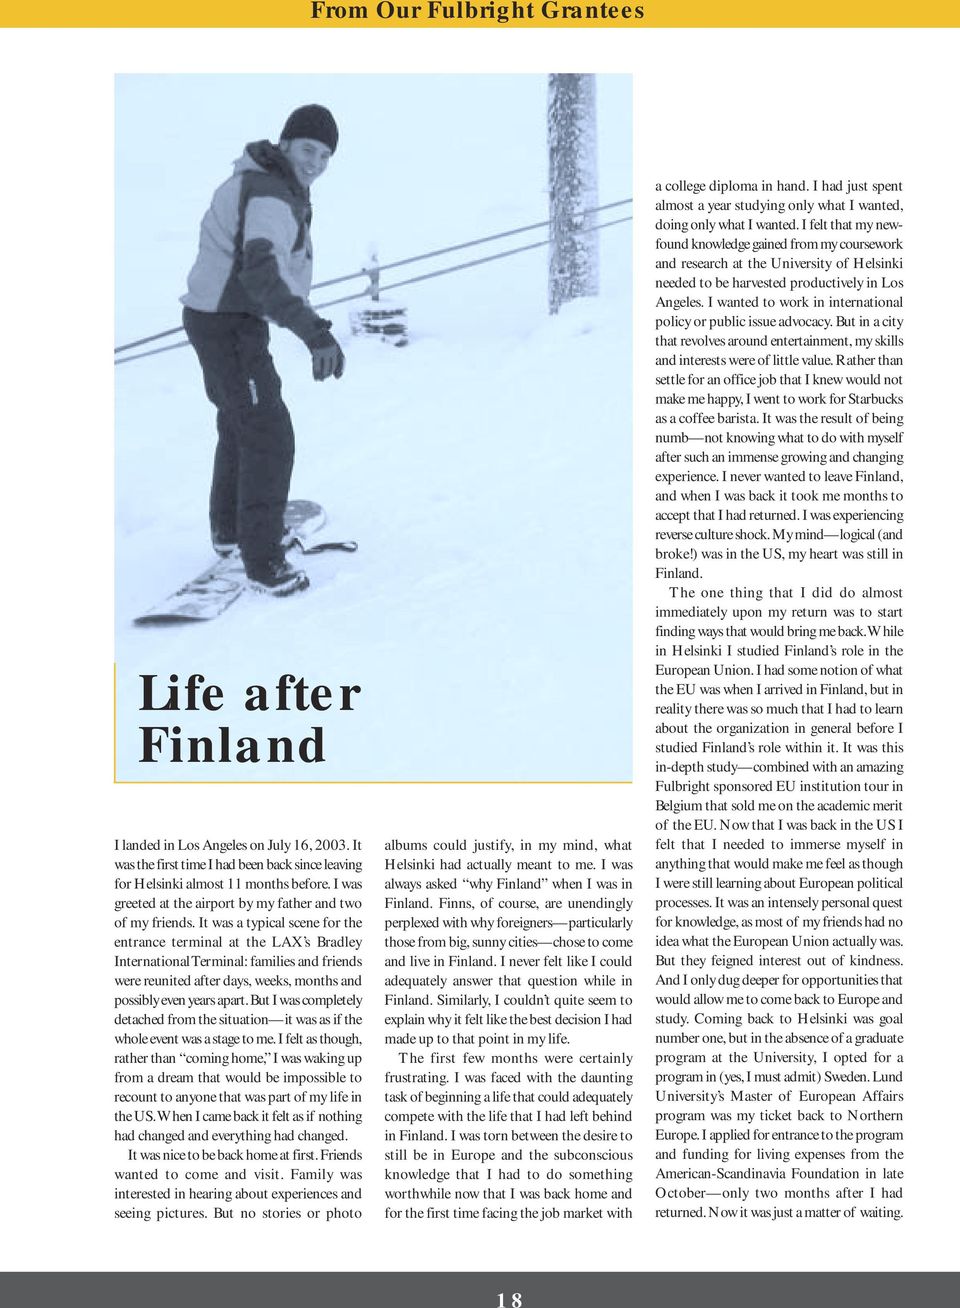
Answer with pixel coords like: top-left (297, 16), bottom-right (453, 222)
top-left (548, 73), bottom-right (599, 315)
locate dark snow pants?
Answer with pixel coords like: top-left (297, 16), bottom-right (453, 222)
top-left (182, 307), bottom-right (294, 576)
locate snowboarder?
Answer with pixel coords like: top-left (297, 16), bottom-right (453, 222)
top-left (181, 104), bottom-right (345, 596)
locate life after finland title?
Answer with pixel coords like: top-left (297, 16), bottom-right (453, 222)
top-left (309, 2), bottom-right (645, 22)
top-left (137, 673), bottom-right (361, 765)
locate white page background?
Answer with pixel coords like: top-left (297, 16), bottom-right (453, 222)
top-left (1, 24), bottom-right (956, 1274)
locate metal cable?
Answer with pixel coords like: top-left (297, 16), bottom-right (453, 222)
top-left (324, 215), bottom-right (633, 307)
top-left (115, 214), bottom-right (632, 366)
top-left (348, 199), bottom-right (633, 284)
top-left (116, 200), bottom-right (633, 355)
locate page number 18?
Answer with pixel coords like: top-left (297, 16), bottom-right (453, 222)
top-left (497, 1296), bottom-right (522, 1307)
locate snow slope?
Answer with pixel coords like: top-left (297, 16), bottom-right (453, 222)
top-left (115, 74), bottom-right (632, 781)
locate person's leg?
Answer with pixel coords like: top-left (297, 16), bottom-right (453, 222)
top-left (231, 318), bottom-right (296, 577)
top-left (183, 309), bottom-right (297, 576)
top-left (182, 307), bottom-right (244, 550)
top-left (209, 411), bottom-right (240, 551)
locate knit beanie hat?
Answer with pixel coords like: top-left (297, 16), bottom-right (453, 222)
top-left (280, 105), bottom-right (339, 154)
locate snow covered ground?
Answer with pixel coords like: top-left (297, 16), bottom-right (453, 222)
top-left (115, 74), bottom-right (632, 781)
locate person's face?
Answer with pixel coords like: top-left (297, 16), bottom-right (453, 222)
top-left (281, 138), bottom-right (332, 190)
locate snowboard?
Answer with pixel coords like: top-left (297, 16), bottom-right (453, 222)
top-left (133, 500), bottom-right (357, 625)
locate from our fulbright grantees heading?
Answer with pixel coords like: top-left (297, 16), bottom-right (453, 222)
top-left (309, 2), bottom-right (646, 23)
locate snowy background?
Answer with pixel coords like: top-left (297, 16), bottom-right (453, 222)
top-left (115, 73), bottom-right (632, 781)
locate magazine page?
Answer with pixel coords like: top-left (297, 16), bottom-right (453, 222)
top-left (0, 4), bottom-right (957, 1304)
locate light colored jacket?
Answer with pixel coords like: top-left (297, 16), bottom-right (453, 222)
top-left (182, 141), bottom-right (331, 349)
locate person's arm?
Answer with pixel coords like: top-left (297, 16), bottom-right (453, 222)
top-left (238, 195), bottom-right (334, 350)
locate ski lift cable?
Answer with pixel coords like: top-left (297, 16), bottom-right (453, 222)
top-left (115, 199), bottom-right (632, 355)
top-left (116, 200), bottom-right (633, 355)
top-left (357, 199), bottom-right (633, 284)
top-left (115, 215), bottom-right (632, 366)
top-left (343, 216), bottom-right (633, 306)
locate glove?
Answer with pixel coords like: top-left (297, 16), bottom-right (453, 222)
top-left (312, 332), bottom-right (345, 382)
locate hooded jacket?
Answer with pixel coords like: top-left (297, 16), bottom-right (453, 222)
top-left (181, 141), bottom-right (331, 349)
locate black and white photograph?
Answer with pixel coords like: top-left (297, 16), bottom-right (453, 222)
top-left (114, 73), bottom-right (634, 780)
